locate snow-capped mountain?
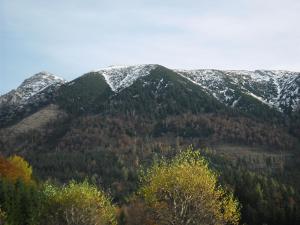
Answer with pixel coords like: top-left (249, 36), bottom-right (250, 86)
top-left (0, 72), bottom-right (66, 107)
top-left (0, 72), bottom-right (66, 126)
top-left (92, 65), bottom-right (299, 114)
top-left (1, 65), bottom-right (299, 128)
top-left (176, 69), bottom-right (300, 114)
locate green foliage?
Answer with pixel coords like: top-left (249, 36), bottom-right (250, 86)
top-left (0, 156), bottom-right (40, 225)
top-left (0, 156), bottom-right (117, 225)
top-left (0, 178), bottom-right (43, 225)
top-left (201, 149), bottom-right (300, 225)
top-left (56, 72), bottom-right (113, 114)
top-left (28, 149), bottom-right (134, 202)
top-left (0, 179), bottom-right (117, 225)
top-left (138, 147), bottom-right (241, 225)
top-left (233, 91), bottom-right (284, 123)
top-left (0, 206), bottom-right (5, 225)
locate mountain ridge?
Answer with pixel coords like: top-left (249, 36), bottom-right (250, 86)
top-left (1, 65), bottom-right (299, 123)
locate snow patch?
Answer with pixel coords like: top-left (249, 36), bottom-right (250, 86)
top-left (95, 64), bottom-right (157, 92)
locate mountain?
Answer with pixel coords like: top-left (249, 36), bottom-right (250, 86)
top-left (0, 72), bottom-right (66, 126)
top-left (1, 65), bottom-right (299, 123)
top-left (1, 64), bottom-right (299, 155)
top-left (0, 72), bottom-right (65, 106)
top-left (1, 65), bottom-right (300, 225)
top-left (54, 65), bottom-right (299, 120)
top-left (0, 64), bottom-right (299, 177)
top-left (55, 65), bottom-right (224, 117)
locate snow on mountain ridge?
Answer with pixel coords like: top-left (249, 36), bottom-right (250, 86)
top-left (176, 69), bottom-right (300, 113)
top-left (91, 65), bottom-right (299, 113)
top-left (95, 64), bottom-right (158, 92)
top-left (2, 66), bottom-right (298, 116)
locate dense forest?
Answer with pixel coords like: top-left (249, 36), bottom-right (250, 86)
top-left (0, 144), bottom-right (299, 225)
top-left (1, 109), bottom-right (300, 225)
top-left (0, 148), bottom-right (243, 225)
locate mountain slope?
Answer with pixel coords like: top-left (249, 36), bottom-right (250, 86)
top-left (56, 72), bottom-right (113, 114)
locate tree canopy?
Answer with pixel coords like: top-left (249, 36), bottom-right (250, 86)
top-left (41, 181), bottom-right (117, 225)
top-left (138, 147), bottom-right (240, 225)
top-left (0, 155), bottom-right (32, 184)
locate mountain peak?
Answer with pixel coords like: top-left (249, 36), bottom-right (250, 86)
top-left (22, 71), bottom-right (66, 86)
top-left (0, 71), bottom-right (66, 107)
top-left (94, 64), bottom-right (159, 92)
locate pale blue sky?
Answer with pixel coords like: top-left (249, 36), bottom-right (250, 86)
top-left (1, 0), bottom-right (300, 94)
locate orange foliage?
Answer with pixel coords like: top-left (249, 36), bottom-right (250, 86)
top-left (0, 155), bottom-right (32, 183)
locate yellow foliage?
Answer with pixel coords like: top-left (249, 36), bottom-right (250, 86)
top-left (8, 155), bottom-right (32, 183)
top-left (0, 155), bottom-right (32, 184)
top-left (139, 147), bottom-right (240, 225)
top-left (43, 181), bottom-right (117, 225)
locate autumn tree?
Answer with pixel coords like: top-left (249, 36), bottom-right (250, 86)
top-left (8, 155), bottom-right (32, 183)
top-left (0, 156), bottom-right (18, 181)
top-left (138, 147), bottom-right (240, 225)
top-left (41, 181), bottom-right (117, 225)
top-left (0, 155), bottom-right (32, 184)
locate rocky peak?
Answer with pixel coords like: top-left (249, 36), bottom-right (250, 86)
top-left (0, 72), bottom-right (66, 107)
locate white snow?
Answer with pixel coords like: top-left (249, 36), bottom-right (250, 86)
top-left (95, 64), bottom-right (157, 92)
top-left (247, 92), bottom-right (273, 107)
top-left (232, 97), bottom-right (241, 107)
top-left (0, 72), bottom-right (66, 106)
top-left (93, 65), bottom-right (299, 113)
top-left (176, 69), bottom-right (300, 112)
top-left (3, 65), bottom-right (298, 114)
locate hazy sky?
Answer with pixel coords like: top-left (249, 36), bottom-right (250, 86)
top-left (1, 0), bottom-right (300, 94)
